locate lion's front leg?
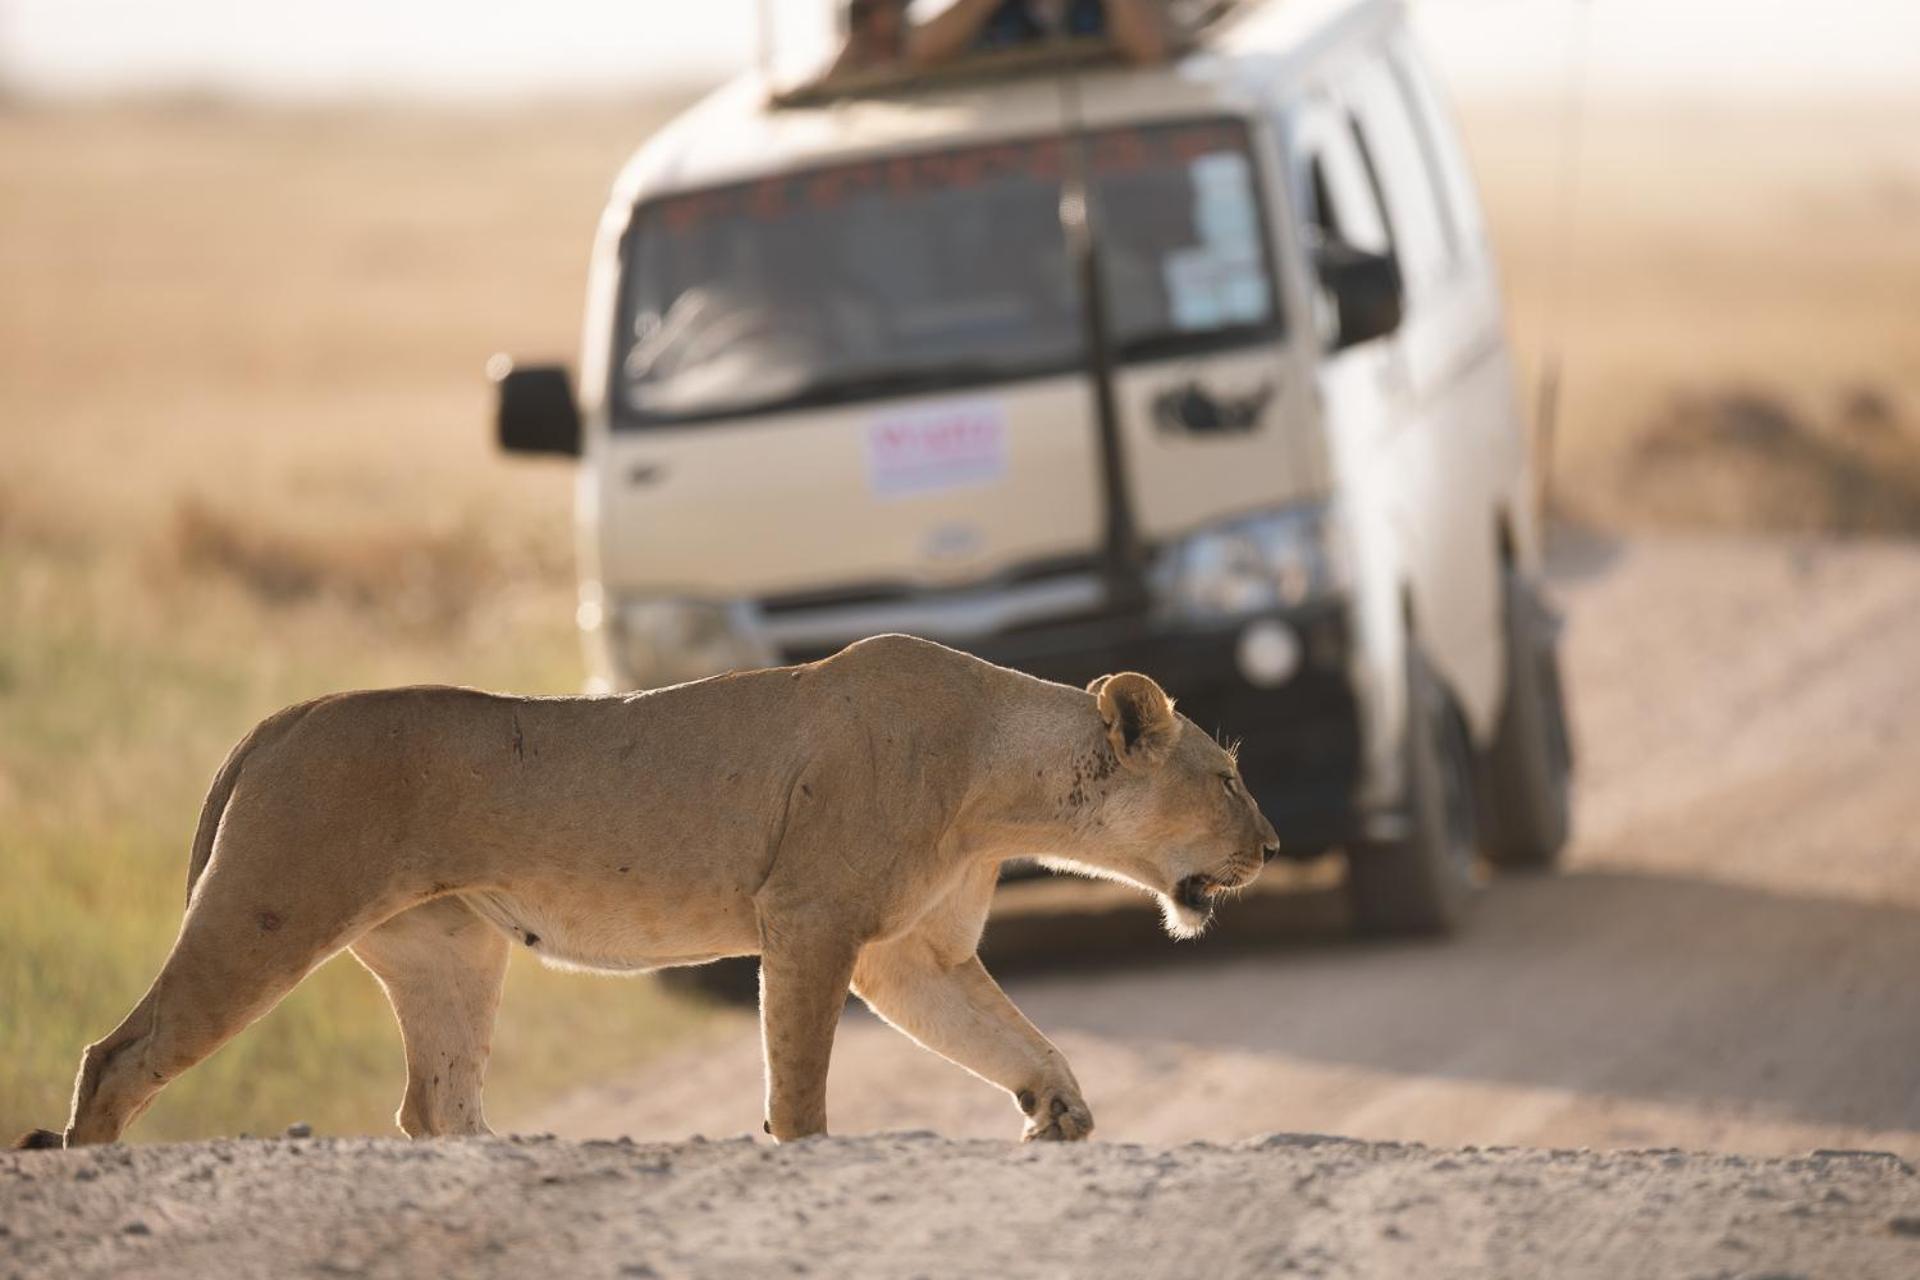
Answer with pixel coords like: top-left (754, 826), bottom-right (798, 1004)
top-left (852, 936), bottom-right (1093, 1143)
top-left (757, 932), bottom-right (859, 1142)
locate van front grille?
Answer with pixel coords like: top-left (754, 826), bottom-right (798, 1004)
top-left (757, 551), bottom-right (1105, 618)
top-left (760, 550), bottom-right (1153, 664)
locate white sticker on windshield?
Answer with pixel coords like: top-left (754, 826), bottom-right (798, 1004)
top-left (1164, 246), bottom-right (1265, 332)
top-left (867, 399), bottom-right (1007, 499)
top-left (1164, 150), bottom-right (1267, 332)
top-left (1191, 151), bottom-right (1260, 259)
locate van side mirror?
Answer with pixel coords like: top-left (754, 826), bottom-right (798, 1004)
top-left (492, 358), bottom-right (581, 457)
top-left (1314, 242), bottom-right (1405, 351)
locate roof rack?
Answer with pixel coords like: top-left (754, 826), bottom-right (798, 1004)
top-left (770, 0), bottom-right (1260, 109)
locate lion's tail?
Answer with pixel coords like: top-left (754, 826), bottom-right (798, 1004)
top-left (186, 700), bottom-right (318, 905)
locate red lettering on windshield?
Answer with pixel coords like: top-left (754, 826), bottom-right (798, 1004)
top-left (1169, 124), bottom-right (1239, 162)
top-left (748, 178), bottom-right (789, 221)
top-left (644, 122), bottom-right (1248, 231)
top-left (1090, 130), bottom-right (1149, 175)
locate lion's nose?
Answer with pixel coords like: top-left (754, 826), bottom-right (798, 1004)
top-left (1261, 842), bottom-right (1281, 863)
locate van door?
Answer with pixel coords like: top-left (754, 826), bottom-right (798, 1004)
top-left (1342, 49), bottom-right (1505, 737)
top-left (1286, 94), bottom-right (1418, 798)
top-left (1292, 73), bottom-right (1503, 744)
top-left (1094, 118), bottom-right (1324, 541)
top-left (1388, 32), bottom-right (1542, 580)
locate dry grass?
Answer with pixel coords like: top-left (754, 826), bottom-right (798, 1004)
top-left (1459, 94), bottom-right (1920, 533)
top-left (2, 87), bottom-right (1917, 1142)
top-left (1623, 386), bottom-right (1920, 536)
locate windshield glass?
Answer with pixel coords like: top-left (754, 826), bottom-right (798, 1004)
top-left (615, 118), bottom-right (1282, 427)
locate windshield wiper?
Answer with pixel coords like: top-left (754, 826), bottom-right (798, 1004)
top-left (627, 357), bottom-right (1078, 425)
top-left (775, 358), bottom-right (1075, 408)
top-left (1113, 323), bottom-right (1281, 365)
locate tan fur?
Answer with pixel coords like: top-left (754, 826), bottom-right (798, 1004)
top-left (47, 635), bottom-right (1276, 1147)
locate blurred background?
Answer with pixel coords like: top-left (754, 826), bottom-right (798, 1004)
top-left (2, 0), bottom-right (1916, 1151)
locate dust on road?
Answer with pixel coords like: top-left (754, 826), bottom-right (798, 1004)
top-left (536, 533), bottom-right (1920, 1156)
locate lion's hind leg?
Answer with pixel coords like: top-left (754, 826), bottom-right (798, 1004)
top-left (63, 845), bottom-right (405, 1146)
top-left (64, 920), bottom-right (370, 1147)
top-left (349, 897), bottom-right (509, 1138)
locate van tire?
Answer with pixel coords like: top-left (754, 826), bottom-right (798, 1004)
top-left (1346, 646), bottom-right (1478, 936)
top-left (1480, 571), bottom-right (1573, 869)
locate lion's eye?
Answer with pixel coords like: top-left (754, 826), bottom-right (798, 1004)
top-left (1219, 774), bottom-right (1239, 797)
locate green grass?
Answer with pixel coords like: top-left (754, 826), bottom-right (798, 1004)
top-left (0, 102), bottom-right (721, 1144)
top-left (0, 543), bottom-right (711, 1143)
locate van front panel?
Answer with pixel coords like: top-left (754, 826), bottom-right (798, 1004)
top-left (598, 117), bottom-right (1308, 597)
top-left (596, 379), bottom-right (1104, 597)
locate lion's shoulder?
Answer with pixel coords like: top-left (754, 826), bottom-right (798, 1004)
top-left (807, 635), bottom-right (1090, 750)
top-left (830, 633), bottom-right (970, 669)
top-left (818, 633), bottom-right (1031, 694)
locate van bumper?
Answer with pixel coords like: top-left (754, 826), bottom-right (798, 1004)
top-left (782, 600), bottom-right (1366, 858)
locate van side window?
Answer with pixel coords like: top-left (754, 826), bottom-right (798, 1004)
top-left (1299, 114), bottom-right (1392, 260)
top-left (1389, 41), bottom-right (1486, 250)
top-left (1349, 56), bottom-right (1454, 292)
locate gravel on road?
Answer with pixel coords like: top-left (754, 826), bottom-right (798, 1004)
top-left (5, 1132), bottom-right (1919, 1280)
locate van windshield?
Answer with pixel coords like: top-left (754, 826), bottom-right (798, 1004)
top-left (615, 118), bottom-right (1283, 427)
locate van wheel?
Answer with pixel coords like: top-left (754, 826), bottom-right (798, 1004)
top-left (1346, 647), bottom-right (1479, 936)
top-left (1480, 571), bottom-right (1573, 869)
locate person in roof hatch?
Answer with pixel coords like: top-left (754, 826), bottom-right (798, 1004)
top-left (830, 0), bottom-right (912, 76)
top-left (909, 0), bottom-right (1170, 68)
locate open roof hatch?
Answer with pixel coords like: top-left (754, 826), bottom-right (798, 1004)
top-left (766, 0), bottom-right (1263, 108)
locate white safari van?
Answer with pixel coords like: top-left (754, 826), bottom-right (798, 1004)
top-left (496, 0), bottom-right (1572, 934)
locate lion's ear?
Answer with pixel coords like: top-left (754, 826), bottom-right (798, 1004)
top-left (1085, 674), bottom-right (1112, 696)
top-left (1095, 672), bottom-right (1178, 770)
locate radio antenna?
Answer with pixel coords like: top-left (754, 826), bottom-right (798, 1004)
top-left (1536, 0), bottom-right (1596, 545)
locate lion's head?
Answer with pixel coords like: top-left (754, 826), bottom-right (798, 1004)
top-left (1046, 672), bottom-right (1280, 939)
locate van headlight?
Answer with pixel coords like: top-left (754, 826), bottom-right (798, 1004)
top-left (1151, 503), bottom-right (1344, 619)
top-left (607, 598), bottom-right (775, 690)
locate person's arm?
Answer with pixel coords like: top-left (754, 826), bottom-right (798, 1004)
top-left (907, 0), bottom-right (1005, 68)
top-left (828, 39), bottom-right (865, 79)
top-left (1101, 0), bottom-right (1169, 64)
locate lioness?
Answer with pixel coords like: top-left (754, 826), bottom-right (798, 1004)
top-left (23, 635), bottom-right (1276, 1150)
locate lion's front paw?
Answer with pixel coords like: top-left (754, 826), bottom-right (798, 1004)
top-left (1015, 1086), bottom-right (1093, 1142)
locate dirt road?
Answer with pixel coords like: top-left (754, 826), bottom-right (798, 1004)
top-left (6, 1133), bottom-right (1919, 1279)
top-left (535, 532), bottom-right (1920, 1156)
